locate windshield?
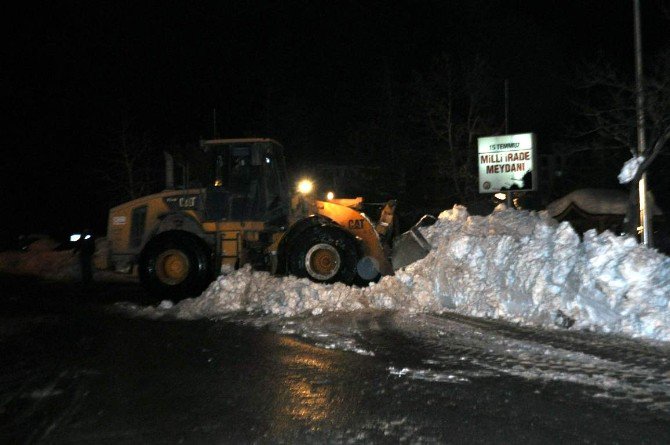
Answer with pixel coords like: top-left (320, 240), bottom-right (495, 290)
top-left (212, 145), bottom-right (255, 192)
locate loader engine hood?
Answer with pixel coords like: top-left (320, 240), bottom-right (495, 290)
top-left (162, 192), bottom-right (202, 212)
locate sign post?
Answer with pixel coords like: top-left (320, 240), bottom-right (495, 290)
top-left (478, 133), bottom-right (536, 195)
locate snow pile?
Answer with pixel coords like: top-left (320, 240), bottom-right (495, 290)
top-left (130, 264), bottom-right (435, 321)
top-left (0, 246), bottom-right (79, 280)
top-left (161, 270), bottom-right (369, 317)
top-left (618, 156), bottom-right (644, 184)
top-left (411, 206), bottom-right (670, 340)
top-left (0, 237), bottom-right (122, 282)
top-left (135, 206), bottom-right (670, 342)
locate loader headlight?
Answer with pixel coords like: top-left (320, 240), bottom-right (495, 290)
top-left (297, 179), bottom-right (314, 195)
top-left (326, 191), bottom-right (334, 200)
top-left (494, 192), bottom-right (507, 201)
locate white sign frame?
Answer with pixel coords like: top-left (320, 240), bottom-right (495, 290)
top-left (477, 133), bottom-right (536, 193)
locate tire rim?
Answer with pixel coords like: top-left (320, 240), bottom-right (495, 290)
top-left (305, 243), bottom-right (341, 281)
top-left (156, 249), bottom-right (190, 285)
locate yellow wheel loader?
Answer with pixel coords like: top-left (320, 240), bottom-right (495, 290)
top-left (106, 138), bottom-right (428, 299)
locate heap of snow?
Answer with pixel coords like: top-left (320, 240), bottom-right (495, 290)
top-left (0, 242), bottom-right (79, 280)
top-left (0, 237), bottom-right (116, 281)
top-left (139, 206), bottom-right (670, 342)
top-left (618, 156), bottom-right (644, 184)
top-left (414, 206), bottom-right (670, 340)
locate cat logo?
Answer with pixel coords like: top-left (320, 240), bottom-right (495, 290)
top-left (348, 219), bottom-right (364, 229)
top-left (178, 196), bottom-right (197, 208)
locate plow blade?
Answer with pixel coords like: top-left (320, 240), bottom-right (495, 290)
top-left (391, 214), bottom-right (436, 271)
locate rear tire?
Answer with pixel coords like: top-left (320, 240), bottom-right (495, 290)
top-left (139, 233), bottom-right (213, 300)
top-left (287, 225), bottom-right (359, 285)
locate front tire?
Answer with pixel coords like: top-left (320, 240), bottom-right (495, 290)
top-left (139, 233), bottom-right (213, 300)
top-left (287, 225), bottom-right (359, 284)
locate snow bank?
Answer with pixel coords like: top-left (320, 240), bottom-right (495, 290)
top-left (0, 237), bottom-right (123, 282)
top-left (132, 206), bottom-right (670, 342)
top-left (414, 206), bottom-right (670, 340)
top-left (0, 248), bottom-right (79, 280)
top-left (618, 156), bottom-right (644, 184)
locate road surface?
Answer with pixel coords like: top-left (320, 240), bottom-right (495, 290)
top-left (1, 274), bottom-right (669, 443)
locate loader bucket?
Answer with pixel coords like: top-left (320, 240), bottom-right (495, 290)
top-left (391, 214), bottom-right (437, 271)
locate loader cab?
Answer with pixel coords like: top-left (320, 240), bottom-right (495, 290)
top-left (201, 139), bottom-right (289, 226)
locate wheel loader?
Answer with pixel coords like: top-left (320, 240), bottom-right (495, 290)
top-left (106, 138), bottom-right (431, 299)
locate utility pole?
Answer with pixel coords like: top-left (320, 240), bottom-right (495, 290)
top-left (504, 79), bottom-right (513, 209)
top-left (634, 0), bottom-right (653, 246)
top-left (212, 108), bottom-right (218, 138)
top-left (504, 79), bottom-right (509, 134)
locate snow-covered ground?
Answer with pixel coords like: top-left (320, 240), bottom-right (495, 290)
top-left (0, 239), bottom-right (80, 280)
top-left (125, 205), bottom-right (670, 343)
top-left (3, 206), bottom-right (668, 341)
top-left (0, 238), bottom-right (133, 283)
top-left (6, 207), bottom-right (670, 410)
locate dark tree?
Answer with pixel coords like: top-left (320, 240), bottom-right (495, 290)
top-left (411, 54), bottom-right (504, 205)
top-left (97, 119), bottom-right (163, 206)
top-left (570, 50), bottom-right (670, 234)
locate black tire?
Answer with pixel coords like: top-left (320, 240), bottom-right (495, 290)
top-left (287, 225), bottom-right (359, 285)
top-left (139, 233), bottom-right (213, 300)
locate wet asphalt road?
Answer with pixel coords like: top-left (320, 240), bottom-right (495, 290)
top-left (1, 274), bottom-right (670, 444)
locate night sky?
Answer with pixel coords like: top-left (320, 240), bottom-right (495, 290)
top-left (3, 0), bottom-right (668, 245)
